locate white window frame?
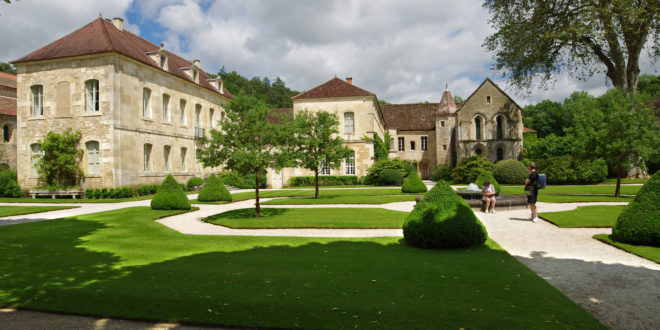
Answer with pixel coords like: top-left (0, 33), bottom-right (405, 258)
top-left (31, 85), bottom-right (43, 117)
top-left (86, 141), bottom-right (100, 175)
top-left (421, 136), bottom-right (428, 151)
top-left (85, 80), bottom-right (99, 113)
top-left (320, 158), bottom-right (330, 176)
top-left (344, 112), bottom-right (354, 134)
top-left (162, 94), bottom-right (170, 122)
top-left (143, 88), bottom-right (151, 118)
top-left (345, 154), bottom-right (355, 175)
top-left (398, 137), bottom-right (405, 152)
top-left (144, 144), bottom-right (152, 173)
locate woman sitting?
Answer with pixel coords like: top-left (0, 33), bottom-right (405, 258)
top-left (482, 180), bottom-right (496, 213)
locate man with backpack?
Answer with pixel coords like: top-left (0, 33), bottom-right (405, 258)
top-left (525, 163), bottom-right (540, 222)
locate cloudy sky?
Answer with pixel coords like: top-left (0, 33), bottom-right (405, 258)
top-left (0, 0), bottom-right (657, 105)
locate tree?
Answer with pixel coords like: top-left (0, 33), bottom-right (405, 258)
top-left (484, 0), bottom-right (660, 92)
top-left (36, 129), bottom-right (84, 186)
top-left (523, 100), bottom-right (567, 137)
top-left (0, 62), bottom-right (16, 75)
top-left (453, 95), bottom-right (465, 104)
top-left (292, 110), bottom-right (352, 198)
top-left (638, 73), bottom-right (660, 102)
top-left (570, 88), bottom-right (660, 196)
top-left (199, 93), bottom-right (292, 217)
top-left (363, 132), bottom-right (391, 161)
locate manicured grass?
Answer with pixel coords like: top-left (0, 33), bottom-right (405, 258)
top-left (601, 178), bottom-right (648, 184)
top-left (498, 185), bottom-right (640, 196)
top-left (537, 195), bottom-right (634, 203)
top-left (0, 205), bottom-right (78, 217)
top-left (286, 185), bottom-right (398, 189)
top-left (0, 207), bottom-right (602, 329)
top-left (262, 195), bottom-right (418, 205)
top-left (0, 196), bottom-right (154, 203)
top-left (539, 205), bottom-right (626, 228)
top-left (594, 234), bottom-right (660, 264)
top-left (204, 208), bottom-right (408, 228)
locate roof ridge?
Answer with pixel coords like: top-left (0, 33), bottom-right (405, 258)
top-left (99, 18), bottom-right (116, 53)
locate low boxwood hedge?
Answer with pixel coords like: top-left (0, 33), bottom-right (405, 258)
top-left (402, 170), bottom-right (427, 193)
top-left (402, 181), bottom-right (487, 248)
top-left (198, 174), bottom-right (232, 202)
top-left (187, 177), bottom-right (204, 191)
top-left (612, 170), bottom-right (660, 246)
top-left (431, 163), bottom-right (452, 182)
top-left (289, 175), bottom-right (362, 187)
top-left (378, 169), bottom-right (403, 186)
top-left (151, 175), bottom-right (191, 210)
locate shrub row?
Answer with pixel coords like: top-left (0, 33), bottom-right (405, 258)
top-left (221, 171), bottom-right (267, 189)
top-left (537, 155), bottom-right (607, 184)
top-left (431, 164), bottom-right (452, 182)
top-left (84, 187), bottom-right (136, 199)
top-left (0, 169), bottom-right (22, 198)
top-left (289, 175), bottom-right (362, 187)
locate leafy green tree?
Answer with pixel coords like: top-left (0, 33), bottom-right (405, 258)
top-left (292, 110), bottom-right (352, 198)
top-left (484, 0), bottom-right (660, 92)
top-left (570, 88), bottom-right (660, 196)
top-left (523, 100), bottom-right (567, 137)
top-left (453, 95), bottom-right (464, 104)
top-left (0, 62), bottom-right (16, 75)
top-left (525, 134), bottom-right (582, 160)
top-left (36, 129), bottom-right (84, 186)
top-left (638, 73), bottom-right (660, 102)
top-left (218, 68), bottom-right (299, 108)
top-left (199, 93), bottom-right (293, 217)
top-left (363, 132), bottom-right (391, 161)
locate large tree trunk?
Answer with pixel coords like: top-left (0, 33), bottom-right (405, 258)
top-left (315, 169), bottom-right (319, 199)
top-left (255, 168), bottom-right (261, 218)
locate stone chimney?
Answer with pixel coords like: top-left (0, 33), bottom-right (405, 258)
top-left (193, 59), bottom-right (200, 68)
top-left (346, 77), bottom-right (353, 84)
top-left (113, 17), bottom-right (124, 32)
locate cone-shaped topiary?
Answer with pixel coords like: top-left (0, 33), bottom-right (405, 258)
top-left (612, 170), bottom-right (660, 246)
top-left (474, 171), bottom-right (500, 195)
top-left (198, 174), bottom-right (232, 202)
top-left (151, 175), bottom-right (191, 210)
top-left (402, 170), bottom-right (428, 193)
top-left (403, 181), bottom-right (487, 248)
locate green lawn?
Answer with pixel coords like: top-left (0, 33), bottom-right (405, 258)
top-left (262, 195), bottom-right (418, 205)
top-left (0, 205), bottom-right (78, 217)
top-left (539, 205), bottom-right (626, 228)
top-left (230, 188), bottom-right (419, 201)
top-left (0, 207), bottom-right (602, 329)
top-left (601, 178), bottom-right (648, 184)
top-left (0, 195), bottom-right (154, 203)
top-left (594, 234), bottom-right (660, 264)
top-left (498, 185), bottom-right (640, 196)
top-left (204, 208), bottom-right (409, 228)
top-left (537, 195), bottom-right (634, 203)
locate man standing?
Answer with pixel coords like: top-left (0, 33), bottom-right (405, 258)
top-left (525, 163), bottom-right (540, 222)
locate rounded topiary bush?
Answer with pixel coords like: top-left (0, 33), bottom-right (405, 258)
top-left (452, 156), bottom-right (494, 184)
top-left (493, 159), bottom-right (528, 184)
top-left (187, 177), bottom-right (204, 191)
top-left (364, 159), bottom-right (415, 185)
top-left (198, 174), bottom-right (232, 202)
top-left (402, 181), bottom-right (487, 248)
top-left (474, 172), bottom-right (500, 194)
top-left (431, 163), bottom-right (452, 182)
top-left (151, 175), bottom-right (191, 210)
top-left (378, 168), bottom-right (403, 186)
top-left (402, 170), bottom-right (427, 193)
top-left (612, 170), bottom-right (660, 246)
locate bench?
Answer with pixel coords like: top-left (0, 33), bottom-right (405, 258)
top-left (29, 189), bottom-right (83, 199)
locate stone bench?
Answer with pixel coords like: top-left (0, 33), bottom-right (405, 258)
top-left (29, 189), bottom-right (83, 199)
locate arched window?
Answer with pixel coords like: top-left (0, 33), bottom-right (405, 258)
top-left (31, 85), bottom-right (43, 117)
top-left (195, 149), bottom-right (202, 176)
top-left (162, 94), bottom-right (170, 122)
top-left (497, 147), bottom-right (504, 162)
top-left (180, 147), bottom-right (187, 172)
top-left (475, 148), bottom-right (483, 156)
top-left (2, 125), bottom-right (9, 142)
top-left (143, 88), bottom-right (151, 117)
top-left (195, 104), bottom-right (201, 127)
top-left (86, 141), bottom-right (100, 175)
top-left (475, 117), bottom-right (482, 140)
top-left (164, 145), bottom-right (171, 173)
top-left (179, 99), bottom-right (187, 124)
top-left (144, 144), bottom-right (152, 172)
top-left (30, 143), bottom-right (43, 175)
top-left (85, 79), bottom-right (99, 113)
top-left (344, 112), bottom-right (354, 134)
top-left (496, 116), bottom-right (504, 139)
top-left (209, 108), bottom-right (214, 129)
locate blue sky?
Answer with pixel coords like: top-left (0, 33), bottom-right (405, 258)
top-left (1, 0), bottom-right (657, 105)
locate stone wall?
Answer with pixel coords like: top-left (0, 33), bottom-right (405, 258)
top-left (389, 129), bottom-right (436, 179)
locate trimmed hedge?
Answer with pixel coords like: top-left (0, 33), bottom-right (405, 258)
top-left (198, 174), bottom-right (232, 202)
top-left (493, 159), bottom-right (528, 184)
top-left (402, 170), bottom-right (428, 193)
top-left (0, 169), bottom-right (22, 197)
top-left (612, 170), bottom-right (660, 246)
top-left (474, 172), bottom-right (500, 194)
top-left (187, 177), bottom-right (204, 191)
top-left (85, 187), bottom-right (134, 199)
top-left (221, 171), bottom-right (267, 189)
top-left (452, 156), bottom-right (494, 184)
top-left (289, 175), bottom-right (362, 187)
top-left (537, 155), bottom-right (607, 184)
top-left (431, 163), bottom-right (452, 182)
top-left (378, 169), bottom-right (403, 186)
top-left (364, 159), bottom-right (415, 185)
top-left (402, 181), bottom-right (487, 248)
top-left (151, 175), bottom-right (191, 210)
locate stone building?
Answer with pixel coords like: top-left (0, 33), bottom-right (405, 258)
top-left (0, 72), bottom-right (17, 169)
top-left (268, 77), bottom-right (523, 186)
top-left (11, 16), bottom-right (232, 189)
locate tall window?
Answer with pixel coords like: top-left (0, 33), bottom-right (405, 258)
top-left (180, 147), bottom-right (187, 172)
top-left (31, 85), bottom-right (43, 117)
top-left (195, 149), bottom-right (202, 175)
top-left (496, 116), bottom-right (504, 139)
top-left (475, 117), bottom-right (482, 140)
top-left (86, 141), bottom-right (100, 175)
top-left (164, 145), bottom-right (171, 173)
top-left (162, 94), bottom-right (170, 122)
top-left (390, 138), bottom-right (394, 149)
top-left (344, 112), bottom-right (354, 134)
top-left (3, 125), bottom-right (9, 142)
top-left (195, 104), bottom-right (201, 127)
top-left (85, 80), bottom-right (99, 113)
top-left (497, 147), bottom-right (504, 162)
top-left (179, 99), bottom-right (187, 124)
top-left (486, 96), bottom-right (491, 104)
top-left (398, 137), bottom-right (405, 151)
top-left (440, 121), bottom-right (445, 127)
top-left (421, 136), bottom-right (428, 151)
top-left (320, 158), bottom-right (330, 175)
top-left (160, 54), bottom-right (166, 69)
top-left (410, 141), bottom-right (416, 150)
top-left (209, 108), bottom-right (214, 128)
top-left (345, 154), bottom-right (355, 175)
top-left (144, 144), bottom-right (152, 172)
top-left (30, 143), bottom-right (43, 176)
top-left (143, 88), bottom-right (151, 117)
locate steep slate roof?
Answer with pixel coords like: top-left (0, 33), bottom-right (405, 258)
top-left (292, 77), bottom-right (375, 100)
top-left (381, 103), bottom-right (439, 131)
top-left (0, 72), bottom-right (17, 89)
top-left (267, 108), bottom-right (293, 125)
top-left (0, 97), bottom-right (17, 117)
top-left (12, 17), bottom-right (232, 98)
top-left (437, 89), bottom-right (458, 114)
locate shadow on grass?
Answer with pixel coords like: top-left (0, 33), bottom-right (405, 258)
top-left (515, 251), bottom-right (660, 330)
top-left (206, 208), bottom-right (287, 220)
top-left (1, 217), bottom-right (605, 329)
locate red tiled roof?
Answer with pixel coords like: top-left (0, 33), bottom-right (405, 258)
top-left (0, 96), bottom-right (17, 117)
top-left (523, 127), bottom-right (537, 133)
top-left (438, 89), bottom-right (458, 114)
top-left (381, 103), bottom-right (439, 131)
top-left (12, 17), bottom-right (232, 98)
top-left (0, 72), bottom-right (17, 89)
top-left (292, 77), bottom-right (375, 100)
top-left (267, 108), bottom-right (293, 125)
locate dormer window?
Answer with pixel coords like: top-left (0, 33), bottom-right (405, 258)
top-left (207, 78), bottom-right (224, 94)
top-left (181, 65), bottom-right (200, 84)
top-left (146, 48), bottom-right (168, 71)
top-left (159, 54), bottom-right (167, 70)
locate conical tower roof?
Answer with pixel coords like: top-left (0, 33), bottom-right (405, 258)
top-left (437, 88), bottom-right (457, 114)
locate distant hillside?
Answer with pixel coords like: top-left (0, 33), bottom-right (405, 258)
top-left (214, 66), bottom-right (299, 108)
